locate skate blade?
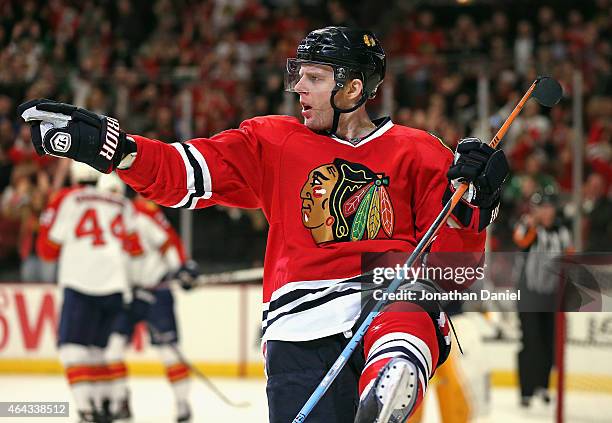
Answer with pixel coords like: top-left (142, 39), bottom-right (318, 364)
top-left (375, 360), bottom-right (418, 423)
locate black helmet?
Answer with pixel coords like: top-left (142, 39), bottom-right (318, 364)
top-left (296, 26), bottom-right (386, 99)
top-left (286, 27), bottom-right (386, 135)
top-left (291, 26), bottom-right (386, 99)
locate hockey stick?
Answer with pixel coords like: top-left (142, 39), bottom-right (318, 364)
top-left (147, 321), bottom-right (251, 408)
top-left (156, 266), bottom-right (264, 290)
top-left (192, 267), bottom-right (263, 286)
top-left (292, 76), bottom-right (563, 422)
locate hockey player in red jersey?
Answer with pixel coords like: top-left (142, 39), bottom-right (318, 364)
top-left (19, 27), bottom-right (509, 423)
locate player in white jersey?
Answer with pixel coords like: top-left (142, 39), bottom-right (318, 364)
top-left (37, 163), bottom-right (137, 423)
top-left (97, 174), bottom-right (199, 423)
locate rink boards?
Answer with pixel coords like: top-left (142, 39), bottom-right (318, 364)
top-left (0, 283), bottom-right (611, 393)
top-left (0, 283), bottom-right (263, 377)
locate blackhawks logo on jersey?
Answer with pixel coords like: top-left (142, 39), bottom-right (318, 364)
top-left (300, 158), bottom-right (395, 244)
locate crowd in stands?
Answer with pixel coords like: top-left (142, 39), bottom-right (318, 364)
top-left (0, 0), bottom-right (610, 281)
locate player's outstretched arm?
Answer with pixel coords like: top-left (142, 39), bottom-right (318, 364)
top-left (18, 99), bottom-right (263, 209)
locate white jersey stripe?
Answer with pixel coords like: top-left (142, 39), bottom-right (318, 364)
top-left (365, 341), bottom-right (431, 381)
top-left (330, 119), bottom-right (394, 148)
top-left (170, 143), bottom-right (195, 208)
top-left (269, 275), bottom-right (361, 302)
top-left (168, 143), bottom-right (213, 208)
top-left (185, 143), bottom-right (212, 208)
top-left (261, 275), bottom-right (364, 341)
top-left (367, 332), bottom-right (433, 377)
top-left (263, 282), bottom-right (363, 327)
top-left (262, 294), bottom-right (362, 342)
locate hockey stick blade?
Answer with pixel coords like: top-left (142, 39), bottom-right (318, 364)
top-left (533, 76), bottom-right (563, 107)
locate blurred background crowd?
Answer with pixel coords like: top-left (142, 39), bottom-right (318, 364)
top-left (0, 0), bottom-right (610, 281)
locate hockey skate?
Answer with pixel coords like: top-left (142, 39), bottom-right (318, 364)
top-left (77, 410), bottom-right (97, 423)
top-left (176, 401), bottom-right (192, 423)
top-left (78, 399), bottom-right (112, 423)
top-left (113, 397), bottom-right (132, 422)
top-left (100, 398), bottom-right (113, 423)
top-left (354, 357), bottom-right (419, 423)
top-left (78, 409), bottom-right (111, 423)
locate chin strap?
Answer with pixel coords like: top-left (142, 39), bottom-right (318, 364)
top-left (328, 89), bottom-right (370, 136)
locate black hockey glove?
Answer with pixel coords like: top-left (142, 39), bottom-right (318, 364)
top-left (125, 287), bottom-right (156, 319)
top-left (175, 260), bottom-right (201, 291)
top-left (445, 137), bottom-right (509, 231)
top-left (17, 99), bottom-right (136, 173)
top-left (447, 137), bottom-right (509, 208)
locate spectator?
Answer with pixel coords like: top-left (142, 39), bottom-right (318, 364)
top-left (582, 173), bottom-right (612, 252)
top-left (19, 179), bottom-right (55, 282)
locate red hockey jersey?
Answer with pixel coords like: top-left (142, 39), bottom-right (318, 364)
top-left (118, 116), bottom-right (485, 341)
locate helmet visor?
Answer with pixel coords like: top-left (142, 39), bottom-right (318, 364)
top-left (284, 59), bottom-right (339, 93)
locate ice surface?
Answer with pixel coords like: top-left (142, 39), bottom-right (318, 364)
top-left (0, 375), bottom-right (609, 422)
top-left (0, 376), bottom-right (267, 423)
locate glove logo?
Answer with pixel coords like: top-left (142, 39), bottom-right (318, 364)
top-left (100, 117), bottom-right (121, 160)
top-left (50, 132), bottom-right (71, 153)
